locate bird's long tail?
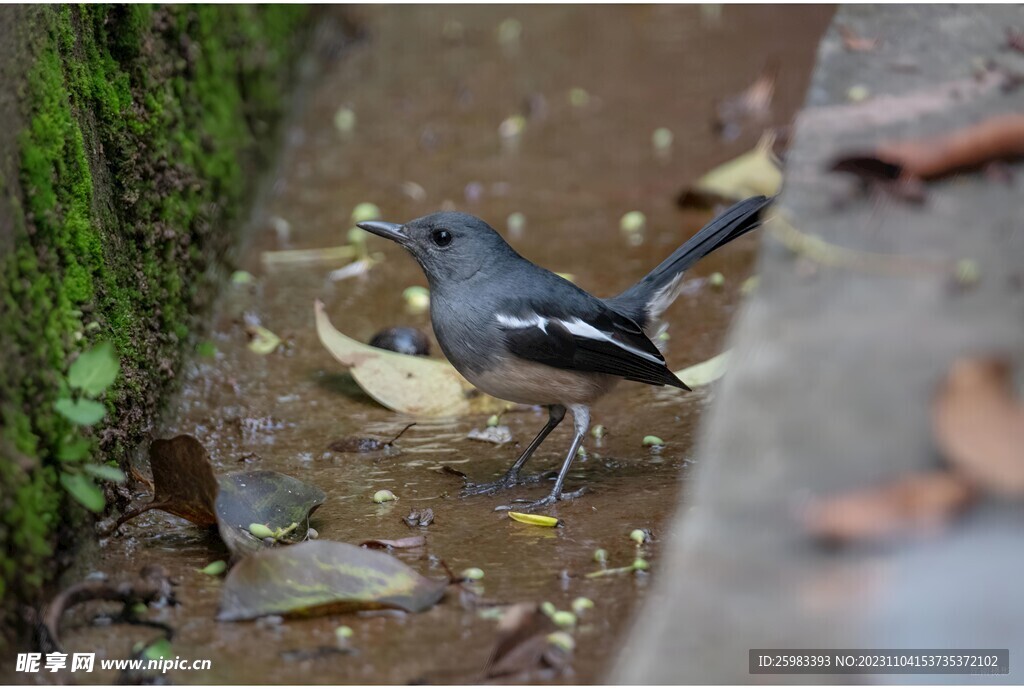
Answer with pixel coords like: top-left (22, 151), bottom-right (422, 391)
top-left (606, 195), bottom-right (772, 332)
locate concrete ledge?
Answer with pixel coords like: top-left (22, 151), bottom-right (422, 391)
top-left (613, 6), bottom-right (1024, 683)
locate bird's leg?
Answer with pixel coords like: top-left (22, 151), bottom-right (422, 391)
top-left (460, 405), bottom-right (566, 497)
top-left (496, 405), bottom-right (590, 512)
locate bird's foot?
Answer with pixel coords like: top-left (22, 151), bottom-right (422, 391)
top-left (459, 470), bottom-right (551, 497)
top-left (494, 486), bottom-right (586, 513)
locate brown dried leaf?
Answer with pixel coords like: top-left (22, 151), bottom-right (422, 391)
top-left (803, 471), bottom-right (976, 544)
top-left (484, 603), bottom-right (560, 679)
top-left (315, 300), bottom-right (505, 417)
top-left (360, 535), bottom-right (427, 549)
top-left (713, 62), bottom-right (777, 140)
top-left (838, 25), bottom-right (880, 53)
top-left (933, 357), bottom-right (1024, 495)
top-left (831, 113), bottom-right (1024, 183)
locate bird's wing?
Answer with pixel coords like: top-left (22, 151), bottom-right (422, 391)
top-left (494, 303), bottom-right (690, 390)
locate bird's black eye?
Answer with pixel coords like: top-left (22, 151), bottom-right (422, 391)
top-left (431, 229), bottom-right (453, 247)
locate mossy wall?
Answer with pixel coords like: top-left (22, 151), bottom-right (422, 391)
top-left (0, 4), bottom-right (306, 620)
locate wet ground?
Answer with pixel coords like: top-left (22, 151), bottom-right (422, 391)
top-left (44, 6), bottom-right (831, 684)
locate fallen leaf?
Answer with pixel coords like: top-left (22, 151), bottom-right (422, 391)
top-left (315, 300), bottom-right (505, 416)
top-left (467, 425), bottom-right (513, 445)
top-left (247, 325), bottom-right (282, 355)
top-left (215, 470), bottom-right (326, 557)
top-left (484, 602), bottom-right (568, 680)
top-left (830, 113), bottom-right (1024, 183)
top-left (116, 435), bottom-right (220, 527)
top-left (678, 134), bottom-right (782, 208)
top-left (327, 423), bottom-right (415, 454)
top-left (803, 471), bottom-right (976, 543)
top-left (838, 24), bottom-right (880, 52)
top-left (714, 62), bottom-right (777, 141)
top-left (217, 541), bottom-right (447, 621)
top-left (933, 357), bottom-right (1024, 495)
top-left (508, 512), bottom-right (562, 528)
top-left (675, 350), bottom-right (731, 387)
top-left (261, 245), bottom-right (356, 267)
top-left (360, 535), bottom-right (427, 549)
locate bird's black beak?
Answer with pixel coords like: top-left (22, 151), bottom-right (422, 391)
top-left (357, 221), bottom-right (406, 244)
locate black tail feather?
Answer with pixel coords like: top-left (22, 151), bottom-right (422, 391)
top-left (607, 195), bottom-right (772, 329)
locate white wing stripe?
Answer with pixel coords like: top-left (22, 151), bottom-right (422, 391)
top-left (496, 313), bottom-right (548, 333)
top-left (559, 317), bottom-right (663, 364)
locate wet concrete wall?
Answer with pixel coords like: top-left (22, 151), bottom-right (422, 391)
top-left (613, 5), bottom-right (1024, 683)
top-left (0, 5), bottom-right (306, 628)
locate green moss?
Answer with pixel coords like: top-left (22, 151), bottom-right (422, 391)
top-left (0, 4), bottom-right (307, 621)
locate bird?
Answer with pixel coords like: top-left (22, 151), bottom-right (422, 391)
top-left (358, 195), bottom-right (771, 511)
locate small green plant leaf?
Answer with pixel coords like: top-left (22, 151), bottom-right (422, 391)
top-left (60, 472), bottom-right (106, 512)
top-left (199, 560), bottom-right (228, 576)
top-left (83, 464), bottom-right (126, 483)
top-left (68, 341), bottom-right (120, 396)
top-left (218, 541), bottom-right (446, 621)
top-left (55, 398), bottom-right (107, 426)
top-left (57, 435), bottom-right (93, 462)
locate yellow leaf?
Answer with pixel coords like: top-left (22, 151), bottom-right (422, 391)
top-left (247, 326), bottom-right (281, 355)
top-left (314, 300), bottom-right (505, 417)
top-left (508, 511), bottom-right (563, 528)
top-left (681, 134), bottom-right (782, 207)
top-left (674, 350), bottom-right (730, 388)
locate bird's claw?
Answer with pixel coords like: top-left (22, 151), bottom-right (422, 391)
top-left (459, 471), bottom-right (549, 498)
top-left (493, 486), bottom-right (586, 513)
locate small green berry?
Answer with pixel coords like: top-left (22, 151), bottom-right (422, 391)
top-left (630, 528), bottom-right (647, 545)
top-left (373, 489), bottom-right (397, 503)
top-left (642, 435), bottom-right (664, 447)
top-left (632, 557), bottom-right (650, 572)
top-left (571, 597), bottom-right (594, 614)
top-left (593, 548), bottom-right (608, 564)
top-left (709, 272), bottom-right (725, 288)
top-left (351, 202), bottom-right (381, 224)
top-left (198, 560), bottom-right (227, 576)
top-left (546, 631), bottom-right (575, 652)
top-left (461, 567), bottom-right (485, 581)
top-left (620, 211), bottom-right (646, 234)
top-left (541, 601), bottom-right (557, 617)
top-left (551, 610), bottom-right (577, 628)
top-left (335, 625), bottom-right (354, 640)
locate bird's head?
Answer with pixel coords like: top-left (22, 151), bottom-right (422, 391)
top-left (358, 211), bottom-right (514, 284)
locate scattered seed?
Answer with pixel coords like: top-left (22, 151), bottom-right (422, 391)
top-left (248, 523), bottom-right (274, 539)
top-left (541, 601), bottom-right (557, 617)
top-left (591, 424), bottom-right (605, 440)
top-left (402, 286), bottom-right (430, 315)
top-left (231, 270), bottom-right (255, 285)
top-left (709, 272), bottom-right (725, 288)
top-left (498, 115), bottom-right (526, 139)
top-left (373, 489), bottom-right (397, 503)
top-left (334, 107), bottom-right (356, 133)
top-left (351, 203), bottom-right (381, 224)
top-left (507, 212), bottom-right (526, 235)
top-left (629, 528), bottom-right (648, 545)
top-left (642, 435), bottom-right (664, 447)
top-left (198, 560), bottom-right (227, 576)
top-left (335, 625), bottom-right (354, 640)
top-left (568, 87), bottom-right (590, 108)
top-left (652, 127), bottom-right (674, 153)
top-left (461, 567), bottom-right (485, 581)
top-left (593, 548), bottom-right (608, 564)
top-left (551, 610), bottom-right (577, 628)
top-left (546, 631), bottom-right (575, 652)
top-left (632, 557), bottom-right (650, 571)
top-left (571, 597), bottom-right (594, 614)
top-left (847, 84), bottom-right (870, 102)
top-left (486, 414), bottom-right (501, 427)
top-left (620, 211), bottom-right (646, 233)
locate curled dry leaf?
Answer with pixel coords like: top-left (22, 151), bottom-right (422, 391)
top-left (315, 300), bottom-right (505, 417)
top-left (360, 535), bottom-right (427, 549)
top-left (484, 602), bottom-right (567, 680)
top-left (403, 507), bottom-right (435, 527)
top-left (713, 62), bottom-right (777, 141)
top-left (803, 471), bottom-right (976, 544)
top-left (217, 541), bottom-right (447, 621)
top-left (933, 357), bottom-right (1024, 496)
top-left (678, 134), bottom-right (782, 208)
top-left (675, 350), bottom-right (731, 388)
top-left (830, 113), bottom-right (1024, 183)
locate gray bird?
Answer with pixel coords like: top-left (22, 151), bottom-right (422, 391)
top-left (359, 196), bottom-right (770, 511)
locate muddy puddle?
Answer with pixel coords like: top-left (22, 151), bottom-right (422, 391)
top-left (46, 6), bottom-right (831, 684)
